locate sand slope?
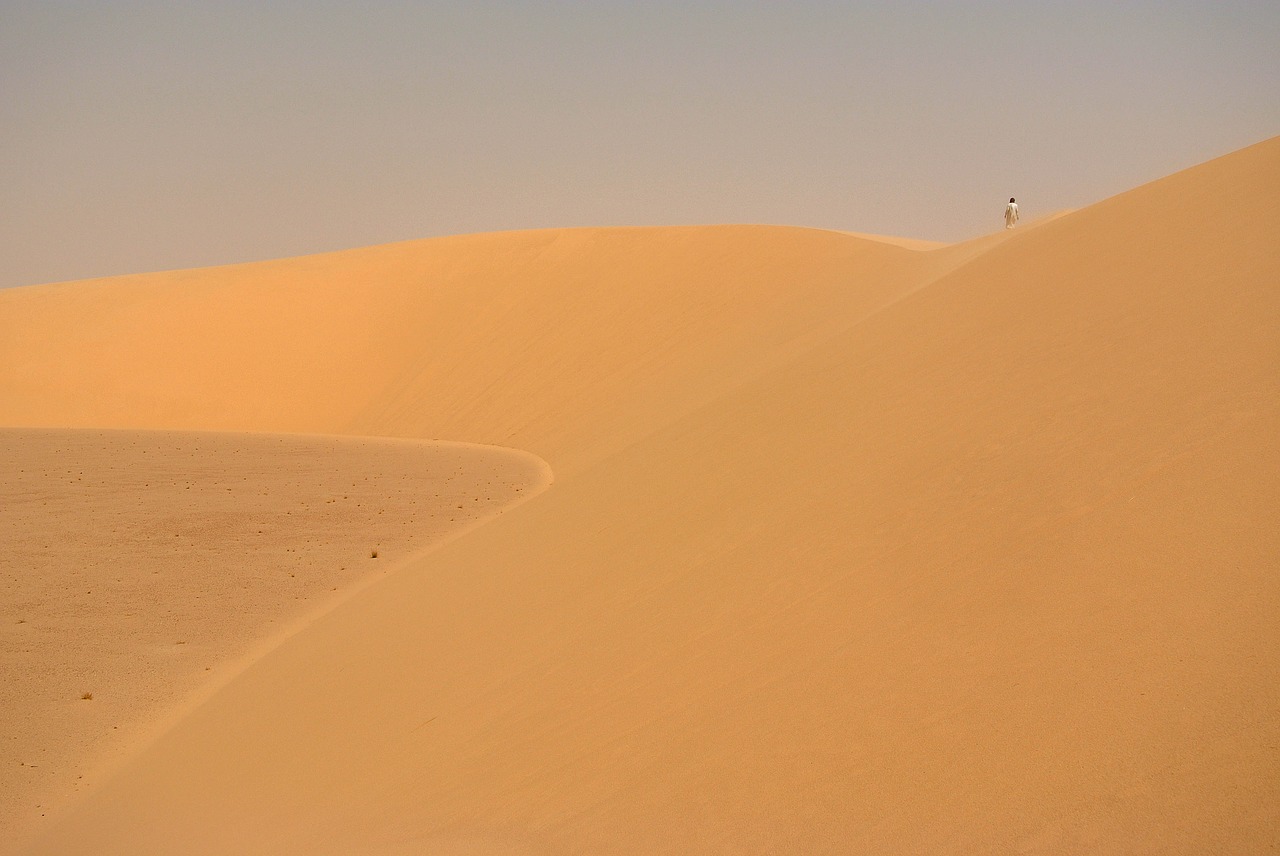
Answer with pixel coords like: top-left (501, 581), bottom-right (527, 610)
top-left (0, 225), bottom-right (982, 475)
top-left (2, 136), bottom-right (1277, 853)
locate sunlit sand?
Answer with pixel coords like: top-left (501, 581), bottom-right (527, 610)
top-left (1, 137), bottom-right (1276, 854)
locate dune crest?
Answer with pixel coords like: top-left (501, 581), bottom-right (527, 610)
top-left (2, 136), bottom-right (1277, 854)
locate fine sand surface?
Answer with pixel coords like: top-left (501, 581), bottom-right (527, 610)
top-left (0, 135), bottom-right (1277, 853)
top-left (0, 430), bottom-right (549, 850)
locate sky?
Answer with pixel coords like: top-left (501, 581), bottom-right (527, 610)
top-left (2, 1), bottom-right (1278, 288)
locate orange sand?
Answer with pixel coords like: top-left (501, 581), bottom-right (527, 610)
top-left (1, 136), bottom-right (1277, 854)
top-left (0, 429), bottom-right (547, 849)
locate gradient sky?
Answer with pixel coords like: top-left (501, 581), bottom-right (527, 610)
top-left (3, 1), bottom-right (1278, 288)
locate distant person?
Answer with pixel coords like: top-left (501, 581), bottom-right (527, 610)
top-left (1004, 197), bottom-right (1020, 230)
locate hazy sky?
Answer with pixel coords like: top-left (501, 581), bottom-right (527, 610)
top-left (3, 1), bottom-right (1278, 288)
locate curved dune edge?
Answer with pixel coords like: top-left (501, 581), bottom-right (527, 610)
top-left (815, 228), bottom-right (951, 251)
top-left (822, 205), bottom-right (1077, 253)
top-left (5, 136), bottom-right (1279, 853)
top-left (0, 428), bottom-right (551, 853)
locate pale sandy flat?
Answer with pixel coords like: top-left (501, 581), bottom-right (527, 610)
top-left (0, 136), bottom-right (1276, 854)
top-left (0, 429), bottom-right (548, 851)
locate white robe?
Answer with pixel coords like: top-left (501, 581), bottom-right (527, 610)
top-left (1005, 202), bottom-right (1019, 229)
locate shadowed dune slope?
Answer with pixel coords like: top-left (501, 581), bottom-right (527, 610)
top-left (0, 226), bottom-right (968, 475)
top-left (7, 136), bottom-right (1280, 854)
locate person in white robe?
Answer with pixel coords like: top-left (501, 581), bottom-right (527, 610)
top-left (1005, 198), bottom-right (1020, 229)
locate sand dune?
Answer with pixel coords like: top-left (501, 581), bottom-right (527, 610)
top-left (1, 136), bottom-right (1277, 853)
top-left (0, 224), bottom-right (981, 475)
